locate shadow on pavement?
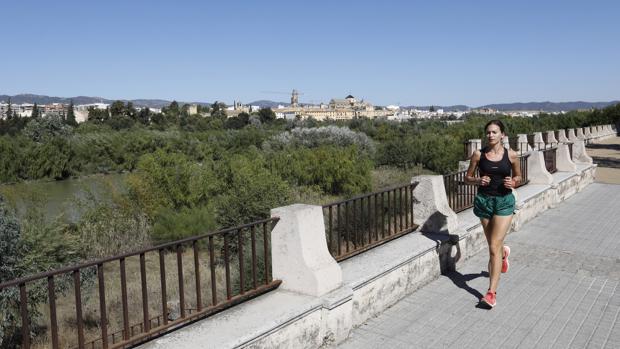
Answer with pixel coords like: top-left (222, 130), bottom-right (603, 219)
top-left (586, 143), bottom-right (620, 151)
top-left (443, 270), bottom-right (488, 300)
top-left (592, 157), bottom-right (620, 168)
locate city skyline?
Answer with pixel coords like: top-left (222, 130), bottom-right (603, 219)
top-left (2, 0), bottom-right (619, 107)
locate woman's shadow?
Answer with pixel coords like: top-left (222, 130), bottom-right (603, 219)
top-left (421, 230), bottom-right (490, 307)
top-left (444, 270), bottom-right (488, 300)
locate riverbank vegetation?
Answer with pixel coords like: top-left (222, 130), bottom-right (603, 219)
top-left (1, 101), bottom-right (619, 347)
top-left (1, 101), bottom-right (619, 250)
top-left (1, 102), bottom-right (618, 250)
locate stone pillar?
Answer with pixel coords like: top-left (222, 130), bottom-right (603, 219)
top-left (568, 129), bottom-right (578, 142)
top-left (557, 129), bottom-right (569, 143)
top-left (466, 139), bottom-right (482, 158)
top-left (270, 204), bottom-right (342, 297)
top-left (411, 175), bottom-right (458, 235)
top-left (571, 140), bottom-right (593, 164)
top-left (584, 127), bottom-right (592, 140)
top-left (532, 132), bottom-right (545, 150)
top-left (576, 127), bottom-right (586, 140)
top-left (527, 151), bottom-right (553, 185)
top-left (517, 134), bottom-right (532, 153)
top-left (501, 135), bottom-right (510, 150)
top-left (592, 126), bottom-right (600, 138)
top-left (546, 130), bottom-right (558, 145)
top-left (556, 143), bottom-right (577, 172)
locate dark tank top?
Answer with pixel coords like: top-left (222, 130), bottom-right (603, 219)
top-left (478, 146), bottom-right (512, 196)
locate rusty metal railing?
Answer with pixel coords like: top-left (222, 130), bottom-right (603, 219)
top-left (0, 218), bottom-right (281, 349)
top-left (542, 147), bottom-right (557, 173)
top-left (530, 141), bottom-right (558, 174)
top-left (322, 183), bottom-right (419, 262)
top-left (443, 170), bottom-right (477, 213)
top-left (518, 153), bottom-right (530, 187)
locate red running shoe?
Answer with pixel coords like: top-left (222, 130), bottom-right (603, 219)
top-left (480, 290), bottom-right (496, 308)
top-left (502, 245), bottom-right (511, 273)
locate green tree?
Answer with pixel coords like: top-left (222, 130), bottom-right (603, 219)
top-left (22, 137), bottom-right (74, 180)
top-left (31, 103), bottom-right (39, 118)
top-left (127, 150), bottom-right (220, 216)
top-left (23, 115), bottom-right (73, 143)
top-left (163, 101), bottom-right (180, 118)
top-left (269, 145), bottom-right (372, 195)
top-left (0, 196), bottom-right (27, 348)
top-left (224, 112), bottom-right (250, 129)
top-left (0, 137), bottom-right (20, 183)
top-left (109, 100), bottom-right (125, 116)
top-left (66, 100), bottom-right (77, 126)
top-left (125, 102), bottom-right (137, 119)
top-left (216, 153), bottom-right (290, 227)
top-left (257, 107), bottom-right (276, 123)
top-left (5, 98), bottom-right (12, 120)
top-left (87, 106), bottom-right (109, 123)
top-left (137, 107), bottom-right (151, 125)
top-left (210, 101), bottom-right (227, 119)
top-left (0, 196), bottom-right (85, 348)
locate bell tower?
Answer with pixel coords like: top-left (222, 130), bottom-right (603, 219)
top-left (291, 89), bottom-right (299, 107)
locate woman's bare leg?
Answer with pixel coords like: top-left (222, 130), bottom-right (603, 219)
top-left (480, 218), bottom-right (492, 272)
top-left (487, 215), bottom-right (513, 292)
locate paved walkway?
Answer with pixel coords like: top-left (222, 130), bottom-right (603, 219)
top-left (588, 136), bottom-right (620, 184)
top-left (339, 182), bottom-right (620, 348)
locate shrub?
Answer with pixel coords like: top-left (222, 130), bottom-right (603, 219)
top-left (0, 137), bottom-right (20, 183)
top-left (127, 150), bottom-right (220, 217)
top-left (77, 203), bottom-right (151, 258)
top-left (21, 137), bottom-right (74, 180)
top-left (264, 125), bottom-right (376, 158)
top-left (0, 197), bottom-right (83, 349)
top-left (152, 205), bottom-right (217, 244)
top-left (269, 145), bottom-right (372, 195)
top-left (22, 116), bottom-right (73, 143)
top-left (215, 153), bottom-right (290, 227)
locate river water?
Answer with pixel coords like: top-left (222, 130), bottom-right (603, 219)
top-left (0, 173), bottom-right (128, 223)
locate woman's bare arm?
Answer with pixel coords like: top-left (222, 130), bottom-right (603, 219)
top-left (465, 150), bottom-right (488, 186)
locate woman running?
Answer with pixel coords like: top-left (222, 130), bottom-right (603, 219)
top-left (465, 119), bottom-right (521, 308)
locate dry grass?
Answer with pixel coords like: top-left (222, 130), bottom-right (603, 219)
top-left (371, 165), bottom-right (436, 191)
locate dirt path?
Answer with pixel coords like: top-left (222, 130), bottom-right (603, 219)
top-left (587, 136), bottom-right (620, 184)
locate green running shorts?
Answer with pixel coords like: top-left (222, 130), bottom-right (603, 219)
top-left (473, 192), bottom-right (516, 219)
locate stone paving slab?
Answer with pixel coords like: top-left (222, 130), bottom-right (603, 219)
top-left (338, 183), bottom-right (620, 349)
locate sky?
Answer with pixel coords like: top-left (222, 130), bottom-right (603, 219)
top-left (1, 0), bottom-right (619, 107)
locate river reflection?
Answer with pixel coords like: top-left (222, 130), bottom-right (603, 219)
top-left (0, 173), bottom-right (128, 224)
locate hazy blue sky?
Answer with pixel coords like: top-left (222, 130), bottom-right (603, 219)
top-left (2, 0), bottom-right (618, 106)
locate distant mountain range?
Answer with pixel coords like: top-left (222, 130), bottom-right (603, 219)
top-left (478, 101), bottom-right (619, 112)
top-left (1, 94), bottom-right (618, 112)
top-left (405, 101), bottom-right (619, 112)
top-left (246, 100), bottom-right (288, 108)
top-left (0, 94), bottom-right (210, 109)
top-left (404, 105), bottom-right (470, 112)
